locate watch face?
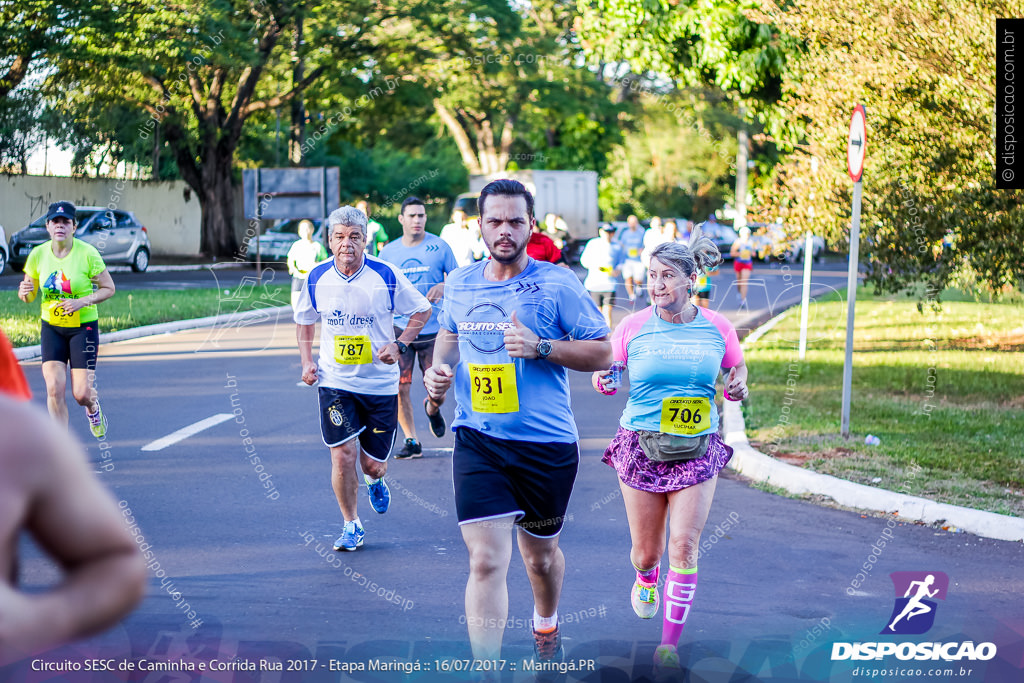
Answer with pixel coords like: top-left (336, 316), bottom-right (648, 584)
top-left (537, 339), bottom-right (552, 358)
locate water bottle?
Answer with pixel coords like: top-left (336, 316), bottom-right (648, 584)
top-left (605, 361), bottom-right (624, 394)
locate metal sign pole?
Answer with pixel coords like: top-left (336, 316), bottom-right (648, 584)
top-left (840, 104), bottom-right (866, 439)
top-left (798, 231), bottom-right (813, 359)
top-left (840, 180), bottom-right (862, 438)
top-left (255, 170), bottom-right (262, 284)
top-left (321, 166), bottom-right (328, 248)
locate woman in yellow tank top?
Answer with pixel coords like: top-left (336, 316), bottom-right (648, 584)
top-left (17, 201), bottom-right (115, 438)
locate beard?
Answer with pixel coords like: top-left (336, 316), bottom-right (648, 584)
top-left (486, 234), bottom-right (528, 265)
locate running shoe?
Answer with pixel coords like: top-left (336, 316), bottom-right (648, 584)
top-left (531, 623), bottom-right (563, 662)
top-left (423, 398), bottom-right (446, 438)
top-left (653, 645), bottom-right (681, 677)
top-left (631, 577), bottom-right (660, 619)
top-left (365, 475), bottom-right (391, 513)
top-left (87, 404), bottom-right (107, 440)
top-left (333, 521), bottom-right (364, 551)
top-left (394, 437), bottom-right (422, 460)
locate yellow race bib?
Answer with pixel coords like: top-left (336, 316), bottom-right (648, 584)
top-left (333, 335), bottom-right (372, 365)
top-left (628, 247), bottom-right (639, 258)
top-left (659, 397), bottom-right (711, 436)
top-left (47, 300), bottom-right (81, 327)
top-left (468, 363), bottom-right (519, 413)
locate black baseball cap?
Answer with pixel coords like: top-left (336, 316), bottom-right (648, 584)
top-left (45, 201), bottom-right (76, 222)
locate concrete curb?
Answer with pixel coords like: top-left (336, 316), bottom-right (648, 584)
top-left (105, 262), bottom-right (268, 273)
top-left (14, 306), bottom-right (293, 362)
top-left (722, 318), bottom-right (1024, 543)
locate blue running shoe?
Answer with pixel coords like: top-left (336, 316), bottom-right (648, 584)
top-left (365, 475), bottom-right (391, 514)
top-left (333, 521), bottom-right (364, 551)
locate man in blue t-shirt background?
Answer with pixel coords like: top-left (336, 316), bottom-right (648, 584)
top-left (379, 197), bottom-right (460, 459)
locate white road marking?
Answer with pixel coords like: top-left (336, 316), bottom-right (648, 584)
top-left (141, 413), bottom-right (235, 451)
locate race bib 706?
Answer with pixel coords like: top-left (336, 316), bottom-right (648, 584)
top-left (659, 397), bottom-right (711, 436)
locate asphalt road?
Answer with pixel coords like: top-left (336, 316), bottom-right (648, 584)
top-left (5, 265), bottom-right (1023, 683)
top-left (0, 263), bottom-right (288, 292)
top-left (2, 257), bottom-right (849, 311)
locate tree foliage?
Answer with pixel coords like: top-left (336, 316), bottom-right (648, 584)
top-left (757, 0), bottom-right (1024, 297)
top-left (576, 0), bottom-right (794, 121)
top-left (598, 82), bottom-right (739, 220)
top-left (424, 0), bottom-right (626, 176)
top-left (50, 0), bottom-right (457, 256)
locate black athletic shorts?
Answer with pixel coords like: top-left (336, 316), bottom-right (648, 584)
top-left (394, 326), bottom-right (437, 385)
top-left (40, 319), bottom-right (99, 369)
top-left (453, 427), bottom-right (579, 538)
top-left (318, 386), bottom-right (397, 461)
top-left (590, 291), bottom-right (615, 308)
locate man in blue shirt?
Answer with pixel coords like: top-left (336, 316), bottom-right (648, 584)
top-left (378, 197), bottom-right (459, 458)
top-left (614, 214), bottom-right (648, 304)
top-left (425, 179), bottom-right (612, 664)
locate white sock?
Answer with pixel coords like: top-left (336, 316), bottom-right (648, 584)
top-left (533, 607), bottom-right (557, 632)
top-left (346, 517), bottom-right (362, 528)
top-left (363, 474), bottom-right (380, 485)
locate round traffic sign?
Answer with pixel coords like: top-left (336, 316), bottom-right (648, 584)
top-left (847, 104), bottom-right (867, 181)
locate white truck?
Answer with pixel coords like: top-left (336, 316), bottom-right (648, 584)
top-left (468, 170), bottom-right (599, 261)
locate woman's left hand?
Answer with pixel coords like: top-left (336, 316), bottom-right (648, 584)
top-left (57, 297), bottom-right (88, 314)
top-left (725, 364), bottom-right (748, 401)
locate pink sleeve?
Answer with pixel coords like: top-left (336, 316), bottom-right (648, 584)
top-left (612, 308), bottom-right (654, 363)
top-left (701, 308), bottom-right (744, 368)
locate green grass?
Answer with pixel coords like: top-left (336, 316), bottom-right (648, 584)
top-left (743, 285), bottom-right (1024, 517)
top-left (2, 285), bottom-right (290, 348)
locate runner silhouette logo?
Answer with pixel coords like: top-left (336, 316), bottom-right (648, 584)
top-left (881, 571), bottom-right (949, 635)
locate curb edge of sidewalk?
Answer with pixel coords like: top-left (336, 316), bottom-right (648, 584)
top-left (722, 309), bottom-right (1024, 543)
top-left (14, 306), bottom-right (293, 362)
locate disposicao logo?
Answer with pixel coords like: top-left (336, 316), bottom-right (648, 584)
top-left (883, 571), bottom-right (948, 635)
top-left (831, 571), bottom-right (997, 663)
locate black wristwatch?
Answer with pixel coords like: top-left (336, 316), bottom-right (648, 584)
top-left (536, 339), bottom-right (553, 359)
top-left (395, 340), bottom-right (408, 354)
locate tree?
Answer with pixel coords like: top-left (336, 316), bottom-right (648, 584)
top-left (0, 90), bottom-right (43, 172)
top-left (0, 1), bottom-right (116, 168)
top-left (575, 0), bottom-right (794, 124)
top-left (54, 0), bottom-right (456, 257)
top-left (425, 0), bottom-right (625, 176)
top-left (0, 1), bottom-right (109, 99)
top-left (599, 86), bottom-right (739, 220)
top-left (575, 0), bottom-right (795, 225)
top-left (756, 0), bottom-right (1024, 297)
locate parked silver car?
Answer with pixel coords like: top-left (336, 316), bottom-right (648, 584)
top-left (255, 218), bottom-right (325, 262)
top-left (9, 206), bottom-right (152, 272)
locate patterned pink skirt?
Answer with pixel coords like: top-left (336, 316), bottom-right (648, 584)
top-left (601, 426), bottom-right (733, 493)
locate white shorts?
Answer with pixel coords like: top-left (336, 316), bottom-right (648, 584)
top-left (621, 260), bottom-right (646, 282)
